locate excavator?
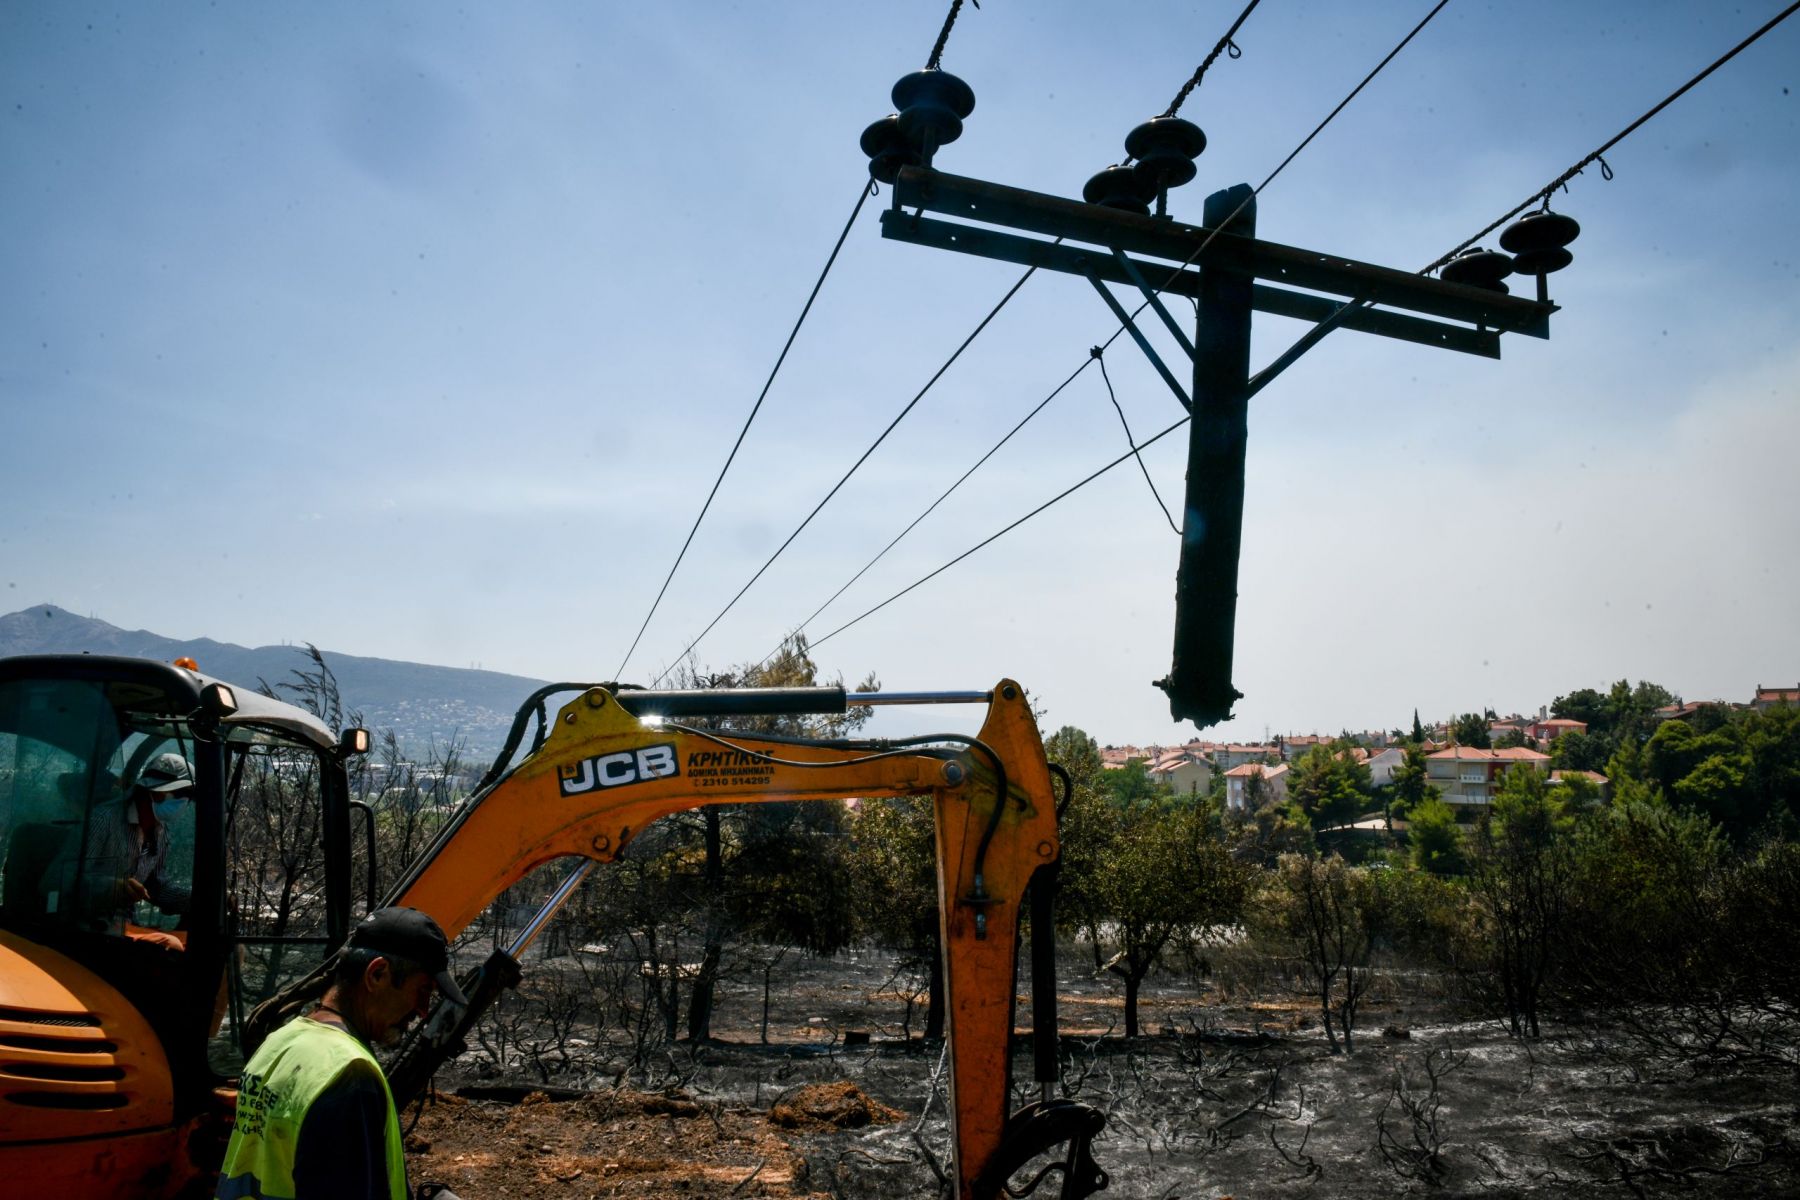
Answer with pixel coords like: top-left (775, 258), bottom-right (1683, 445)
top-left (0, 653), bottom-right (1108, 1199)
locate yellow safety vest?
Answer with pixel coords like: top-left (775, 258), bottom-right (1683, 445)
top-left (214, 1016), bottom-right (408, 1200)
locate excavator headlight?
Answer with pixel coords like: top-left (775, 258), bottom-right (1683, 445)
top-left (338, 727), bottom-right (372, 756)
top-left (201, 682), bottom-right (239, 716)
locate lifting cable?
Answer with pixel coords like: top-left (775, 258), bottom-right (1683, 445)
top-left (1422, 0), bottom-right (1800, 275)
top-left (614, 181), bottom-right (876, 680)
top-left (779, 1), bottom-right (1451, 653)
top-left (648, 261), bottom-right (1041, 685)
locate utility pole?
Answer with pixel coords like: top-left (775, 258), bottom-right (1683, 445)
top-left (865, 76), bottom-right (1572, 729)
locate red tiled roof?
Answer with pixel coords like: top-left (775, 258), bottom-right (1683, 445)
top-left (1224, 763), bottom-right (1288, 778)
top-left (1494, 746), bottom-right (1551, 762)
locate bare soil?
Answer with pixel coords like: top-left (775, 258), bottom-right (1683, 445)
top-left (403, 950), bottom-right (1800, 1198)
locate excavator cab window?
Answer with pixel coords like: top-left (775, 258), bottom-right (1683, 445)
top-left (0, 677), bottom-right (195, 935)
top-left (0, 665), bottom-right (355, 1083)
top-left (211, 741), bottom-right (338, 1072)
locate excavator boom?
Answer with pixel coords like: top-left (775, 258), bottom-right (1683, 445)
top-left (380, 678), bottom-right (1098, 1198)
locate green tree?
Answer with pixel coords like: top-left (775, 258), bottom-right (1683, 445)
top-left (1102, 757), bottom-right (1167, 808)
top-left (642, 635), bottom-right (874, 1042)
top-left (1549, 728), bottom-right (1609, 773)
top-left (1388, 744), bottom-right (1435, 824)
top-left (1059, 776), bottom-right (1250, 1038)
top-left (1449, 712), bottom-right (1492, 749)
top-left (1289, 743), bottom-right (1372, 831)
top-left (1408, 796), bottom-right (1465, 876)
top-left (847, 794), bottom-right (944, 1038)
top-left (1551, 687), bottom-right (1609, 732)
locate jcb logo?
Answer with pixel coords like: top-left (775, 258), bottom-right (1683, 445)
top-left (559, 744), bottom-right (679, 796)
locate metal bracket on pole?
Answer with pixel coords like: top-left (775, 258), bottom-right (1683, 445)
top-left (1081, 267), bottom-right (1193, 413)
top-left (1245, 295), bottom-right (1370, 400)
top-left (1110, 249), bottom-right (1196, 360)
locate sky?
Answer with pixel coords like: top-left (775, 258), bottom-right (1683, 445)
top-left (3, 1), bottom-right (1797, 748)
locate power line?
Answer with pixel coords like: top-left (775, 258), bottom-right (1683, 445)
top-left (1252, 0), bottom-right (1450, 197)
top-left (613, 180), bottom-right (875, 680)
top-left (757, 353), bottom-right (1097, 666)
top-left (926, 0), bottom-right (977, 71)
top-left (1423, 0), bottom-right (1800, 275)
top-left (779, 0), bottom-right (1455, 654)
top-left (809, 413), bottom-right (1192, 652)
top-left (1159, 0), bottom-right (1262, 120)
top-left (649, 260), bottom-right (1041, 684)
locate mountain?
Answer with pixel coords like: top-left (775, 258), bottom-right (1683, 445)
top-left (0, 605), bottom-right (547, 759)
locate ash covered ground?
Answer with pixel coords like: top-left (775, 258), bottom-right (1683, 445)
top-left (402, 948), bottom-right (1799, 1199)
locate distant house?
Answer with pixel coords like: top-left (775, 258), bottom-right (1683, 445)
top-left (1489, 715), bottom-right (1533, 743)
top-left (1214, 743), bottom-right (1281, 772)
top-left (1527, 717), bottom-right (1586, 745)
top-left (1224, 762), bottom-right (1289, 812)
top-left (1278, 734), bottom-right (1331, 762)
top-left (1147, 749), bottom-right (1212, 796)
top-left (1752, 684), bottom-right (1800, 713)
top-left (1364, 746), bottom-right (1405, 788)
top-left (1100, 746), bottom-right (1146, 770)
top-left (1424, 746), bottom-right (1550, 816)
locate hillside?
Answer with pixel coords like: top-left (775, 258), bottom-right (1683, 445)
top-left (0, 605), bottom-right (546, 758)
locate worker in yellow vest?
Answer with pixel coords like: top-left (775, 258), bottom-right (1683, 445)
top-left (216, 907), bottom-right (470, 1200)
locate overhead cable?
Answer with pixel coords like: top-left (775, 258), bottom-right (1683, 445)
top-left (1159, 0), bottom-right (1262, 120)
top-left (613, 181), bottom-right (875, 680)
top-left (926, 0), bottom-right (978, 71)
top-left (808, 414), bottom-right (1192, 652)
top-left (650, 261), bottom-right (1040, 684)
top-left (1423, 0), bottom-right (1800, 274)
top-left (756, 353), bottom-right (1096, 666)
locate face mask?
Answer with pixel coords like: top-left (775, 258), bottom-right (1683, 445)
top-left (153, 795), bottom-right (189, 823)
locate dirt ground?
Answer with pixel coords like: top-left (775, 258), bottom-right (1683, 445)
top-left (403, 951), bottom-right (1800, 1199)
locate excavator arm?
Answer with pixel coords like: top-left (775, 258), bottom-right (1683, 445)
top-left (378, 678), bottom-right (1105, 1199)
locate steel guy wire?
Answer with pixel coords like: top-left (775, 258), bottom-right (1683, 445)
top-left (613, 180), bottom-right (876, 681)
top-left (786, 0), bottom-right (1456, 653)
top-left (649, 260), bottom-right (1041, 686)
top-left (1422, 0), bottom-right (1800, 275)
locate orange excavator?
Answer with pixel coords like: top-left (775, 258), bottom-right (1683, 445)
top-left (0, 654), bottom-right (1107, 1199)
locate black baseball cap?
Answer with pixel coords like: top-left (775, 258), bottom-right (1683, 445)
top-left (348, 907), bottom-right (469, 1007)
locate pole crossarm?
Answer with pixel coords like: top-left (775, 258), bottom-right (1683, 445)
top-left (886, 167), bottom-right (1554, 347)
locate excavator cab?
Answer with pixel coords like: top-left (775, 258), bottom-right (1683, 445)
top-left (0, 654), bottom-right (367, 1197)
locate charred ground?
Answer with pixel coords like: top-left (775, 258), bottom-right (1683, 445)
top-left (402, 947), bottom-right (1799, 1199)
